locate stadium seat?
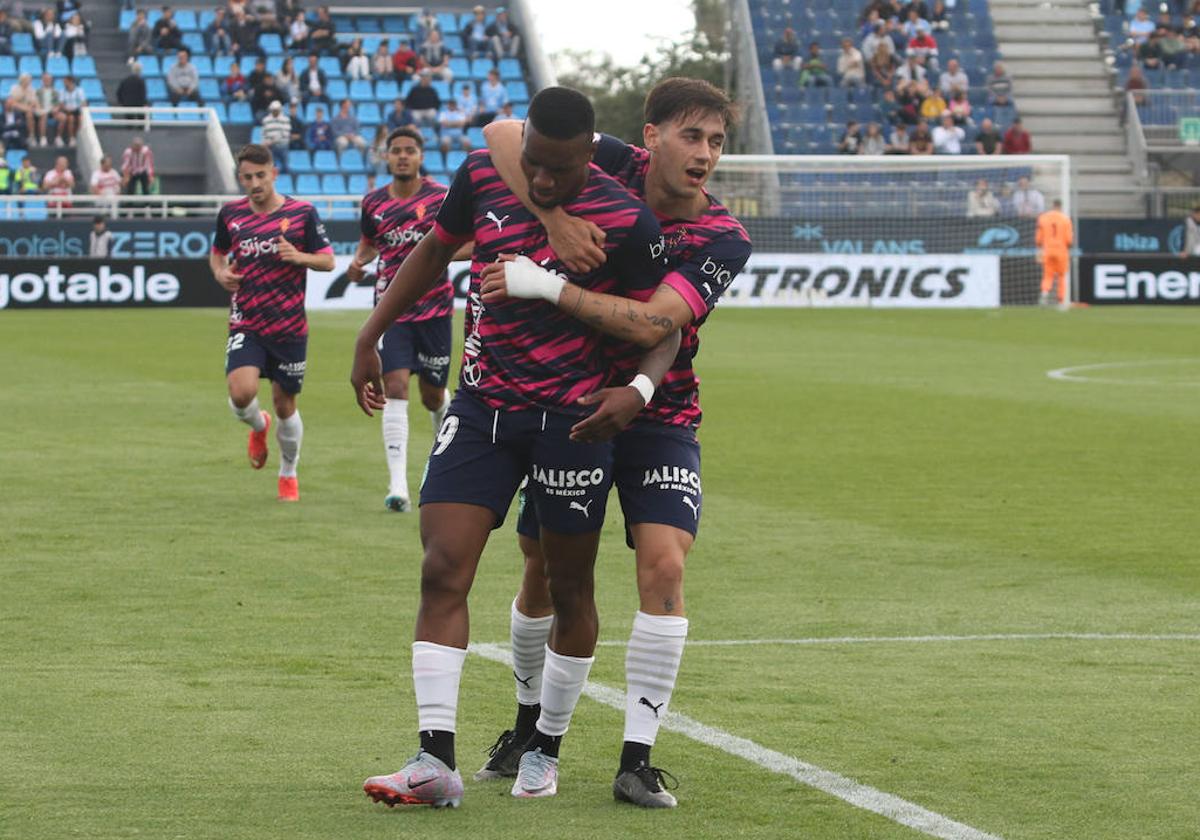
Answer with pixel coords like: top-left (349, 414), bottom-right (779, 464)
top-left (276, 173), bottom-right (295, 193)
top-left (449, 58), bottom-right (471, 79)
top-left (437, 12), bottom-right (459, 33)
top-left (70, 55), bottom-right (96, 77)
top-left (433, 80), bottom-right (451, 100)
top-left (250, 126), bottom-right (263, 143)
top-left (175, 10), bottom-right (197, 31)
top-left (498, 59), bottom-right (521, 81)
top-left (506, 81), bottom-right (529, 103)
top-left (288, 150), bottom-right (314, 173)
top-left (228, 101), bottom-right (253, 124)
top-left (330, 201), bottom-right (358, 220)
top-left (375, 80), bottom-right (399, 101)
top-left (381, 16), bottom-right (408, 33)
top-left (145, 78), bottom-right (167, 100)
top-left (208, 102), bottom-right (227, 122)
top-left (6, 150), bottom-right (23, 170)
top-left (199, 10), bottom-right (215, 30)
top-left (259, 33), bottom-right (284, 54)
top-left (11, 33), bottom-right (33, 54)
top-left (182, 33), bottom-right (204, 54)
top-left (152, 102), bottom-right (176, 120)
top-left (296, 174), bottom-right (321, 194)
top-left (214, 56), bottom-right (235, 77)
top-left (469, 59), bottom-right (492, 79)
top-left (326, 78), bottom-right (348, 101)
top-left (119, 9), bottom-right (135, 29)
top-left (318, 57), bottom-right (342, 78)
top-left (22, 200), bottom-right (48, 221)
top-left (445, 150), bottom-right (467, 173)
top-left (347, 173), bottom-right (369, 194)
top-left (340, 149), bottom-right (366, 172)
top-left (265, 56), bottom-right (284, 74)
top-left (192, 56), bottom-right (213, 76)
top-left (321, 174), bottom-right (347, 194)
top-left (313, 150), bottom-right (339, 173)
top-left (358, 102), bottom-right (381, 124)
top-left (466, 127), bottom-right (485, 148)
top-left (349, 79), bottom-right (373, 101)
top-left (139, 56), bottom-right (161, 76)
top-left (0, 57), bottom-right (14, 76)
top-left (18, 56), bottom-right (41, 76)
top-left (198, 78), bottom-right (220, 102)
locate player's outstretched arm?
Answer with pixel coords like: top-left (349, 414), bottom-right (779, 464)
top-left (351, 233), bottom-right (459, 416)
top-left (480, 255), bottom-right (694, 349)
top-left (483, 120), bottom-right (606, 273)
top-left (569, 329), bottom-right (681, 443)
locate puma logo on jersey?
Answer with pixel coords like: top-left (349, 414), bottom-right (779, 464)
top-left (486, 211), bottom-right (511, 232)
top-left (682, 496), bottom-right (699, 519)
top-left (569, 499), bottom-right (593, 518)
top-left (372, 213), bottom-right (385, 224)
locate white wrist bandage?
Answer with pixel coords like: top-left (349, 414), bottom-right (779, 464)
top-left (504, 255), bottom-right (565, 303)
top-left (629, 373), bottom-right (654, 405)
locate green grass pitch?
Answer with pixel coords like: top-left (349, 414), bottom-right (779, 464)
top-left (1, 306), bottom-right (1197, 840)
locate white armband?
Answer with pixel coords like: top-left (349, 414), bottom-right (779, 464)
top-left (505, 255), bottom-right (565, 303)
top-left (628, 373), bottom-right (654, 406)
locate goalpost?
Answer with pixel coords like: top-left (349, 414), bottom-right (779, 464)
top-left (706, 154), bottom-right (1074, 307)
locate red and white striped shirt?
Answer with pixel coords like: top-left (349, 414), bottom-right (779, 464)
top-left (90, 167), bottom-right (122, 197)
top-left (121, 144), bottom-right (155, 179)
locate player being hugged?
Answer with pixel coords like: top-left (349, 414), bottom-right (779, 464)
top-left (210, 143), bottom-right (334, 501)
top-left (349, 126), bottom-right (466, 512)
top-left (478, 77), bottom-right (752, 808)
top-left (352, 87), bottom-right (679, 809)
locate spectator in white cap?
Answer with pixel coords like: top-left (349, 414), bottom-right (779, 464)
top-left (465, 4), bottom-right (490, 59)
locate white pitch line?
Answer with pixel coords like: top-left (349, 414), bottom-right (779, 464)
top-left (591, 632), bottom-right (1200, 647)
top-left (1046, 358), bottom-right (1200, 386)
top-left (469, 642), bottom-right (1002, 840)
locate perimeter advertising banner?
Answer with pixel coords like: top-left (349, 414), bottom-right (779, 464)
top-left (0, 259), bottom-right (228, 309)
top-left (1079, 256), bottom-right (1200, 305)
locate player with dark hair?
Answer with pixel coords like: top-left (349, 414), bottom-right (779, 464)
top-left (478, 76), bottom-right (752, 808)
top-left (353, 86), bottom-right (679, 807)
top-left (348, 126), bottom-right (463, 511)
top-left (210, 143), bottom-right (334, 501)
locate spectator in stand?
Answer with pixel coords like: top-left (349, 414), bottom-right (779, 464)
top-left (902, 6), bottom-right (928, 40)
top-left (907, 20), bottom-right (939, 72)
top-left (909, 119), bottom-right (934, 154)
top-left (876, 87), bottom-right (900, 124)
top-left (229, 9), bottom-right (261, 59)
top-left (249, 0), bottom-right (280, 36)
top-left (932, 112), bottom-right (964, 154)
top-left (799, 42), bottom-right (831, 87)
top-left (2, 0), bottom-right (33, 34)
top-left (1129, 7), bottom-right (1154, 45)
top-left (365, 170), bottom-right (377, 191)
top-left (456, 81), bottom-right (478, 124)
top-left (368, 123), bottom-right (388, 169)
top-left (117, 62), bottom-right (147, 107)
top-left (438, 98), bottom-right (470, 152)
top-left (1, 98), bottom-right (27, 149)
top-left (308, 6), bottom-right (336, 55)
top-left (894, 79), bottom-right (921, 124)
top-left (919, 81), bottom-right (947, 120)
top-left (487, 7), bottom-right (520, 60)
top-left (153, 7), bottom-right (183, 52)
top-left (250, 71), bottom-right (283, 121)
top-left (414, 7), bottom-right (439, 44)
top-left (287, 99), bottom-right (306, 148)
top-left (41, 154), bottom-right (73, 207)
top-left (288, 10), bottom-right (308, 50)
top-left (1002, 117), bottom-right (1032, 154)
top-left (861, 122), bottom-right (886, 155)
top-left (14, 155), bottom-right (40, 193)
top-left (0, 156), bottom-right (12, 193)
top-left (59, 74), bottom-right (84, 147)
top-left (300, 53), bottom-right (328, 105)
top-left (89, 156), bottom-right (121, 215)
top-left (939, 58), bottom-right (969, 97)
top-left (967, 179), bottom-right (999, 217)
top-left (57, 0), bottom-right (83, 27)
top-left (205, 7), bottom-right (233, 55)
top-left (896, 53), bottom-right (927, 85)
top-left (305, 105), bottom-right (332, 149)
top-left (331, 97), bottom-right (366, 152)
top-left (121, 135), bottom-right (154, 194)
top-left (33, 8), bottom-right (63, 58)
top-left (33, 72), bottom-right (63, 147)
top-left (946, 88), bottom-right (971, 125)
top-left (261, 99), bottom-right (290, 172)
top-left (885, 16), bottom-right (908, 56)
top-left (772, 26), bottom-right (801, 83)
top-left (61, 12), bottom-right (85, 60)
top-left (404, 69), bottom-right (440, 126)
top-left (837, 119), bottom-right (862, 154)
top-left (1012, 175), bottom-right (1045, 217)
top-left (167, 49), bottom-right (203, 106)
top-left (6, 73), bottom-right (36, 139)
top-left (0, 10), bottom-right (13, 56)
top-left (247, 56), bottom-right (267, 90)
top-left (223, 60), bottom-right (249, 100)
top-left (89, 216), bottom-right (112, 256)
top-left (276, 57), bottom-right (299, 102)
top-left (420, 28), bottom-right (453, 82)
top-left (1177, 203), bottom-right (1200, 258)
top-left (886, 122), bottom-right (910, 154)
top-left (869, 48), bottom-right (895, 90)
top-left (385, 97), bottom-right (416, 131)
top-left (391, 37), bottom-right (420, 82)
top-left (464, 4), bottom-right (490, 59)
top-left (476, 67), bottom-right (506, 125)
top-left (837, 37), bottom-right (866, 88)
top-left (987, 61), bottom-right (1012, 106)
top-left (345, 38), bottom-right (370, 80)
top-left (974, 117), bottom-right (1002, 155)
top-left (861, 20), bottom-right (893, 65)
top-left (127, 9), bottom-right (152, 62)
top-left (491, 100), bottom-right (517, 122)
top-left (371, 40), bottom-right (392, 78)
top-left (930, 0), bottom-right (950, 30)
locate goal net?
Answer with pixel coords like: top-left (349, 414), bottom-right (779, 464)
top-left (705, 154), bottom-right (1073, 307)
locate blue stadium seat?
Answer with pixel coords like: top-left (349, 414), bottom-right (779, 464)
top-left (175, 10), bottom-right (197, 31)
top-left (182, 33), bottom-right (204, 54)
top-left (469, 58), bottom-right (493, 79)
top-left (145, 78), bottom-right (167, 100)
top-left (199, 10), bottom-right (215, 30)
top-left (139, 56), bottom-right (161, 76)
top-left (80, 76), bottom-right (103, 101)
top-left (11, 33), bottom-right (33, 55)
top-left (22, 200), bottom-right (48, 221)
top-left (208, 102), bottom-right (228, 122)
top-left (250, 126), bottom-right (263, 143)
top-left (228, 101), bottom-right (253, 124)
top-left (498, 59), bottom-right (521, 81)
top-left (276, 173), bottom-right (294, 193)
top-left (214, 56), bottom-right (235, 77)
top-left (356, 18), bottom-right (381, 33)
top-left (433, 80), bottom-right (451, 100)
top-left (444, 150), bottom-right (467, 173)
top-left (505, 81), bottom-right (529, 102)
top-left (296, 173), bottom-right (321, 194)
top-left (198, 78), bottom-right (220, 101)
top-left (358, 102), bottom-right (381, 124)
top-left (152, 102), bottom-right (176, 120)
top-left (18, 56), bottom-right (41, 76)
top-left (322, 174), bottom-right (347, 193)
top-left (6, 150), bottom-right (23, 169)
top-left (0, 57), bottom-right (13, 76)
top-left (361, 36), bottom-right (383, 54)
top-left (288, 149), bottom-right (313, 173)
top-left (381, 16), bottom-right (409, 34)
top-left (449, 57), bottom-right (471, 79)
top-left (466, 127), bottom-right (485, 148)
top-left (191, 56), bottom-right (213, 76)
top-left (330, 201), bottom-right (358, 220)
top-left (326, 78), bottom-right (347, 101)
top-left (340, 148), bottom-right (366, 172)
top-left (313, 149), bottom-right (339, 173)
top-left (260, 33), bottom-right (284, 54)
top-left (375, 79), bottom-right (399, 101)
top-left (318, 57), bottom-right (342, 78)
top-left (437, 13), bottom-right (459, 33)
top-left (347, 173), bottom-right (369, 194)
top-left (119, 9), bottom-right (136, 29)
top-left (265, 56), bottom-right (284, 74)
top-left (423, 153), bottom-right (446, 174)
top-left (349, 79), bottom-right (373, 101)
top-left (70, 55), bottom-right (96, 77)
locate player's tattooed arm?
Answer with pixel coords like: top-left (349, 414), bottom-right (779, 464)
top-left (208, 250), bottom-right (242, 292)
top-left (483, 120), bottom-right (606, 273)
top-left (569, 328), bottom-right (680, 443)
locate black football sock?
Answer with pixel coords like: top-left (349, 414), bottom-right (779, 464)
top-left (523, 728), bottom-right (562, 759)
top-left (619, 741), bottom-right (651, 773)
top-left (419, 729), bottom-right (455, 770)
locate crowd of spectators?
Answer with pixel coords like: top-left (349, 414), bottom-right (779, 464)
top-left (772, 0), bottom-right (1033, 156)
top-left (4, 69), bottom-right (86, 147)
top-left (0, 0), bottom-right (90, 59)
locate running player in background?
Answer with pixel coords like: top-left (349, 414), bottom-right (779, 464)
top-left (209, 143), bottom-right (334, 501)
top-left (478, 77), bottom-right (752, 808)
top-left (1037, 198), bottom-right (1073, 306)
top-left (348, 126), bottom-right (464, 512)
top-left (352, 87), bottom-right (676, 808)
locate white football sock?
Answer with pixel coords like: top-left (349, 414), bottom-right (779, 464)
top-left (431, 388), bottom-right (450, 433)
top-left (412, 641), bottom-right (468, 733)
top-left (382, 398), bottom-right (409, 498)
top-left (510, 599), bottom-right (553, 706)
top-left (229, 396), bottom-right (266, 431)
top-left (536, 646), bottom-right (594, 737)
top-left (276, 411), bottom-right (303, 478)
top-left (623, 612), bottom-right (688, 746)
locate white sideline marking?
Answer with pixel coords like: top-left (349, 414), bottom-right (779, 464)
top-left (1047, 358), bottom-right (1200, 386)
top-left (593, 632), bottom-right (1200, 648)
top-left (470, 642), bottom-right (1002, 840)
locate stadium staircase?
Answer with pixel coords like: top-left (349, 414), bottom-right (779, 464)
top-left (989, 0), bottom-right (1139, 215)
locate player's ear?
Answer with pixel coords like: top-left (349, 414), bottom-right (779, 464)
top-left (643, 122), bottom-right (658, 151)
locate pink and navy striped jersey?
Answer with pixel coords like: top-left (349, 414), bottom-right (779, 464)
top-left (434, 150), bottom-right (668, 414)
top-left (593, 134), bottom-right (753, 430)
top-left (360, 179), bottom-right (454, 323)
top-left (212, 195), bottom-right (332, 340)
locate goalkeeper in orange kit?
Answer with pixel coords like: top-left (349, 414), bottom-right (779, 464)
top-left (1036, 199), bottom-right (1073, 305)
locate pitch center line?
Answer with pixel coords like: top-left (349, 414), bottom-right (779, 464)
top-left (592, 632), bottom-right (1200, 647)
top-left (470, 643), bottom-right (1002, 840)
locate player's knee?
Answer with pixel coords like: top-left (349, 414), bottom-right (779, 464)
top-left (636, 549), bottom-right (686, 597)
top-left (419, 389), bottom-right (443, 412)
top-left (419, 547), bottom-right (471, 601)
top-left (272, 394), bottom-right (296, 418)
top-left (228, 385), bottom-right (257, 408)
top-left (547, 570), bottom-right (594, 616)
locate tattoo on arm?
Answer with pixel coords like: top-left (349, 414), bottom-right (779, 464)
top-left (645, 312), bottom-right (675, 332)
top-left (570, 286), bottom-right (586, 319)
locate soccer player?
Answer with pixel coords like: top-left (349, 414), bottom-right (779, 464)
top-left (353, 87), bottom-right (678, 808)
top-left (348, 126), bottom-right (461, 512)
top-left (209, 143), bottom-right (334, 501)
top-left (1037, 198), bottom-right (1073, 306)
top-left (477, 77), bottom-right (752, 808)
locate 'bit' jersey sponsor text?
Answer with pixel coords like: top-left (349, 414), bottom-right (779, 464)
top-left (593, 135), bottom-right (753, 429)
top-left (360, 179), bottom-right (454, 322)
top-left (434, 150), bottom-right (668, 413)
top-left (212, 196), bottom-right (332, 339)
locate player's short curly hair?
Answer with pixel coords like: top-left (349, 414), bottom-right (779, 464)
top-left (386, 126), bottom-right (424, 148)
top-left (644, 77), bottom-right (740, 129)
top-left (527, 86), bottom-right (595, 141)
top-left (236, 143), bottom-right (273, 167)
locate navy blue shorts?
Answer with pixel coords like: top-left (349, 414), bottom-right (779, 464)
top-left (516, 423), bottom-right (701, 548)
top-left (379, 316), bottom-right (452, 387)
top-left (420, 390), bottom-right (614, 534)
top-left (225, 329), bottom-right (307, 394)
